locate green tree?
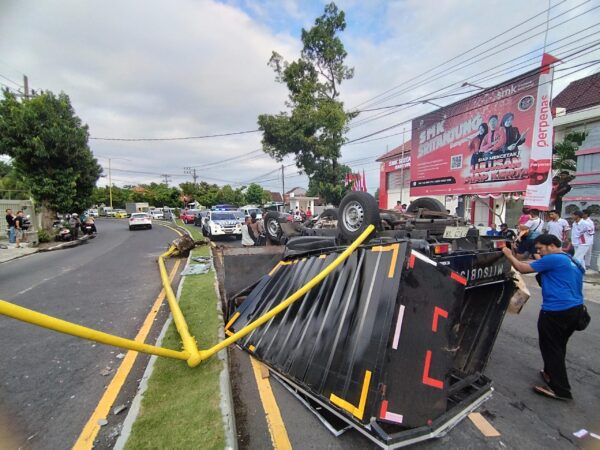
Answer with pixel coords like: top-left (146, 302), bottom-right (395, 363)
top-left (196, 181), bottom-right (221, 207)
top-left (214, 185), bottom-right (246, 206)
top-left (0, 159), bottom-right (29, 199)
top-left (257, 2), bottom-right (356, 205)
top-left (0, 90), bottom-right (101, 227)
top-left (553, 131), bottom-right (586, 172)
top-left (245, 182), bottom-right (270, 205)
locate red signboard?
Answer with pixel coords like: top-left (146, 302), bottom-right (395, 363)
top-left (410, 58), bottom-right (555, 207)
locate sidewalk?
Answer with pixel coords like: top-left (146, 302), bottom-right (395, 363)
top-left (0, 244), bottom-right (38, 263)
top-left (0, 236), bottom-right (91, 264)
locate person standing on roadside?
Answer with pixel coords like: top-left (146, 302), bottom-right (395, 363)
top-left (502, 234), bottom-right (585, 400)
top-left (14, 210), bottom-right (24, 248)
top-left (241, 216), bottom-right (255, 247)
top-left (305, 207), bottom-right (313, 220)
top-left (571, 211), bottom-right (592, 268)
top-left (5, 208), bottom-right (15, 244)
top-left (582, 209), bottom-right (595, 269)
top-left (543, 210), bottom-right (570, 245)
top-left (555, 171), bottom-right (572, 214)
top-left (69, 213), bottom-right (81, 239)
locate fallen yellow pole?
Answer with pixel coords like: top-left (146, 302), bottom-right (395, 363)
top-left (189, 224), bottom-right (375, 366)
top-left (158, 245), bottom-right (202, 366)
top-left (0, 299), bottom-right (189, 361)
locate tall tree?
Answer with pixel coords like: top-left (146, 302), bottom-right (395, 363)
top-left (0, 90), bottom-right (102, 227)
top-left (245, 182), bottom-right (270, 205)
top-left (553, 131), bottom-right (586, 172)
top-left (258, 2), bottom-right (356, 205)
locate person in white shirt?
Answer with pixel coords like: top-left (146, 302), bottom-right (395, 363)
top-left (582, 209), bottom-right (595, 268)
top-left (543, 210), bottom-right (570, 244)
top-left (571, 210), bottom-right (592, 267)
top-left (241, 216), bottom-right (255, 247)
top-left (516, 208), bottom-right (544, 258)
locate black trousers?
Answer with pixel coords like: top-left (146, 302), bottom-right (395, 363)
top-left (537, 305), bottom-right (582, 398)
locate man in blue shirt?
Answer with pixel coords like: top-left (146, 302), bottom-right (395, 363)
top-left (502, 234), bottom-right (585, 400)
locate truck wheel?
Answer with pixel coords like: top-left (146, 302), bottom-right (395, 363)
top-left (264, 211), bottom-right (282, 245)
top-left (407, 197), bottom-right (446, 213)
top-left (338, 192), bottom-right (379, 241)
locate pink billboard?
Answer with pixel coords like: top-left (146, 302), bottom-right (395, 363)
top-left (410, 55), bottom-right (556, 208)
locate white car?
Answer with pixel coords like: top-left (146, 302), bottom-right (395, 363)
top-left (129, 213), bottom-right (152, 230)
top-left (150, 209), bottom-right (164, 220)
top-left (202, 211), bottom-right (242, 239)
top-left (87, 209), bottom-right (99, 217)
top-left (240, 206), bottom-right (263, 220)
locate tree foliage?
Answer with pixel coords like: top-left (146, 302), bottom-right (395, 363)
top-left (553, 131), bottom-right (586, 172)
top-left (0, 159), bottom-right (29, 199)
top-left (257, 2), bottom-right (356, 205)
top-left (0, 90), bottom-right (101, 223)
top-left (245, 182), bottom-right (270, 205)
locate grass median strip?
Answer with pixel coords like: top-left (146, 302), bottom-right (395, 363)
top-left (124, 223), bottom-right (224, 449)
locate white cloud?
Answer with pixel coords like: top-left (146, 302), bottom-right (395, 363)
top-left (0, 0), bottom-right (597, 193)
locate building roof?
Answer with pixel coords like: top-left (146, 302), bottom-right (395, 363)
top-left (553, 72), bottom-right (600, 114)
top-left (376, 141), bottom-right (411, 162)
top-left (268, 191), bottom-right (283, 202)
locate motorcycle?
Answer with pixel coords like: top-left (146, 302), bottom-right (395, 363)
top-left (55, 227), bottom-right (72, 241)
top-left (81, 222), bottom-right (97, 237)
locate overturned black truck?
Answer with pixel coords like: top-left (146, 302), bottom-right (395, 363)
top-left (214, 192), bottom-right (521, 449)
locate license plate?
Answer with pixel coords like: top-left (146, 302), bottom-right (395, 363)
top-left (443, 226), bottom-right (471, 239)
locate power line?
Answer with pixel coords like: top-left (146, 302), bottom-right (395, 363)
top-left (351, 0), bottom-right (588, 112)
top-left (90, 129), bottom-right (260, 141)
top-left (344, 59), bottom-right (600, 147)
top-left (0, 74), bottom-right (21, 88)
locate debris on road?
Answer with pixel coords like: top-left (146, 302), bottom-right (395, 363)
top-left (116, 353), bottom-right (125, 359)
top-left (468, 412), bottom-right (500, 437)
top-left (100, 367), bottom-right (112, 376)
top-left (97, 418), bottom-right (108, 426)
top-left (113, 404), bottom-right (128, 415)
top-left (181, 264), bottom-right (211, 276)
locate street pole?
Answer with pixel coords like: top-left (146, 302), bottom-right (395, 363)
top-left (108, 158), bottom-right (113, 209)
top-left (399, 128), bottom-right (406, 204)
top-left (23, 75), bottom-right (29, 99)
top-left (281, 164), bottom-right (285, 210)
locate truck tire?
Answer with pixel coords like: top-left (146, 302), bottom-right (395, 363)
top-left (407, 197), bottom-right (446, 213)
top-left (264, 211), bottom-right (283, 245)
top-left (338, 192), bottom-right (379, 242)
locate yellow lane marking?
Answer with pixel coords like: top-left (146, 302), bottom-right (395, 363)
top-left (159, 223), bottom-right (184, 236)
top-left (250, 356), bottom-right (292, 450)
top-left (72, 259), bottom-right (181, 450)
top-left (329, 370), bottom-right (372, 420)
top-left (372, 243), bottom-right (400, 278)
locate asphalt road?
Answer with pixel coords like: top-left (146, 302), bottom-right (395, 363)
top-left (0, 219), bottom-right (180, 449)
top-left (232, 275), bottom-right (600, 449)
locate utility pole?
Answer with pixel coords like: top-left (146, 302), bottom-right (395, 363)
top-left (281, 164), bottom-right (285, 210)
top-left (184, 167), bottom-right (198, 187)
top-left (23, 75), bottom-right (29, 98)
top-left (161, 174), bottom-right (172, 186)
top-left (108, 158), bottom-right (113, 209)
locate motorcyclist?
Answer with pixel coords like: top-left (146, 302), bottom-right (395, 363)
top-left (82, 216), bottom-right (97, 235)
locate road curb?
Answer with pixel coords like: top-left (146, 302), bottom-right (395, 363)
top-left (113, 254), bottom-right (185, 450)
top-left (114, 225), bottom-right (237, 449)
top-left (38, 235), bottom-right (92, 252)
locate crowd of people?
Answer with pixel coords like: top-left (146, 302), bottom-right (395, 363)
top-left (499, 205), bottom-right (594, 401)
top-left (4, 208), bottom-right (29, 248)
top-left (506, 207), bottom-right (596, 269)
top-left (240, 211), bottom-right (265, 248)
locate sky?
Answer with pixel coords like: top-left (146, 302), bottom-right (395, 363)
top-left (0, 0), bottom-right (598, 195)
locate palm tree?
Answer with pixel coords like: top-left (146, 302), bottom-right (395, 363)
top-left (553, 131), bottom-right (586, 172)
